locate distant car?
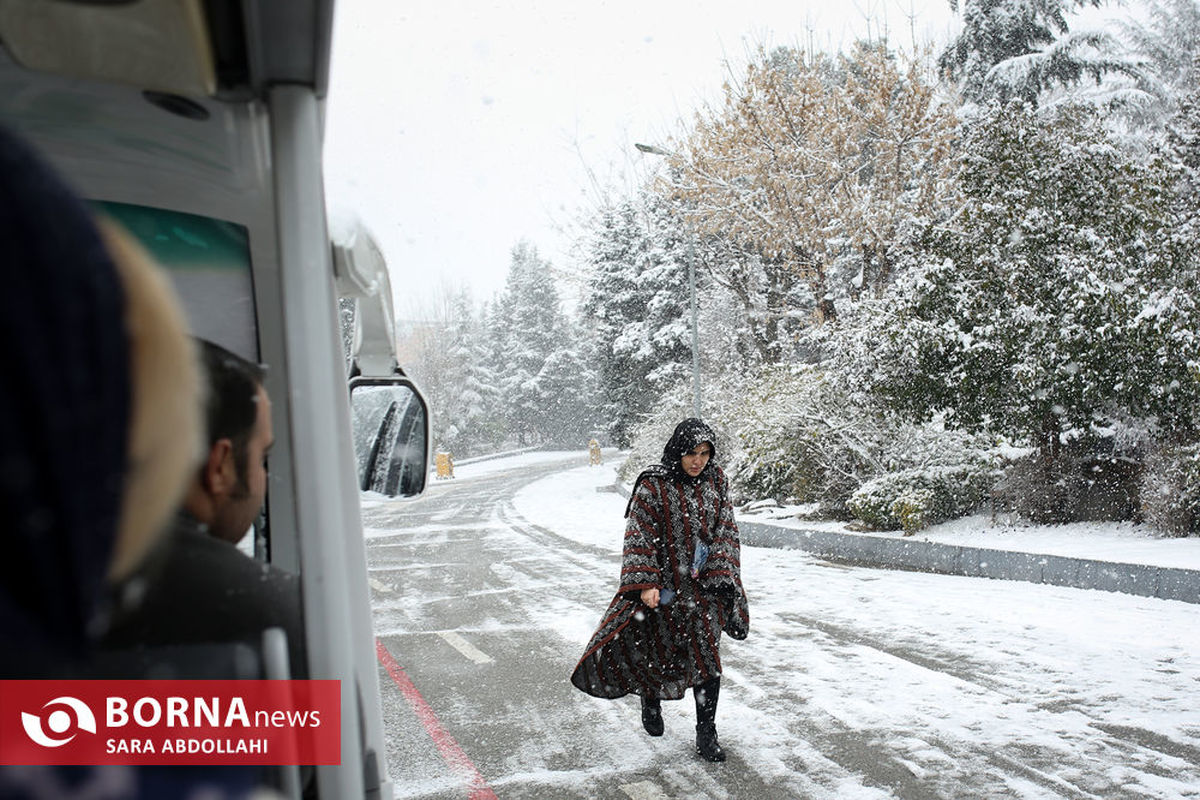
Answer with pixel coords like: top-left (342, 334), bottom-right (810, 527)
top-left (0, 3), bottom-right (427, 798)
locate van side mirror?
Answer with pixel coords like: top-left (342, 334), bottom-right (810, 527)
top-left (349, 377), bottom-right (429, 497)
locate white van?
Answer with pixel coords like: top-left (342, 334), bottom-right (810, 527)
top-left (0, 3), bottom-right (426, 797)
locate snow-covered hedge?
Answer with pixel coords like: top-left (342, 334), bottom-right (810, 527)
top-left (726, 366), bottom-right (869, 512)
top-left (724, 365), bottom-right (998, 516)
top-left (848, 465), bottom-right (998, 534)
top-left (1141, 441), bottom-right (1200, 537)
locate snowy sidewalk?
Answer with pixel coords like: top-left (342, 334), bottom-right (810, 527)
top-left (504, 454), bottom-right (1200, 605)
top-left (741, 507), bottom-right (1200, 571)
top-left (738, 518), bottom-right (1200, 605)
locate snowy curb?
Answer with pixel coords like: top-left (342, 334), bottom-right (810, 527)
top-left (738, 520), bottom-right (1200, 606)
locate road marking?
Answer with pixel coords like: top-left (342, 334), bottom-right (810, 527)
top-left (376, 639), bottom-right (497, 800)
top-left (621, 781), bottom-right (671, 800)
top-left (438, 630), bottom-right (494, 664)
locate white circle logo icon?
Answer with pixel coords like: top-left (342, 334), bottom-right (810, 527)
top-left (21, 696), bottom-right (97, 747)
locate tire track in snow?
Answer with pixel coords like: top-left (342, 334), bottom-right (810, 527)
top-left (772, 611), bottom-right (1199, 798)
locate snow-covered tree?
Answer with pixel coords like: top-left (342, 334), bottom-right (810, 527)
top-left (1166, 56), bottom-right (1200, 241)
top-left (532, 334), bottom-right (600, 447)
top-left (394, 286), bottom-right (500, 458)
top-left (940, 0), bottom-right (1142, 106)
top-left (667, 43), bottom-right (957, 322)
top-left (491, 240), bottom-right (597, 447)
top-left (338, 296), bottom-right (356, 375)
top-left (1119, 0), bottom-right (1200, 125)
top-left (836, 102), bottom-right (1200, 519)
top-left (436, 289), bottom-right (500, 455)
top-left (580, 197), bottom-right (692, 446)
top-left (580, 199), bottom-right (651, 446)
top-left (693, 242), bottom-right (806, 373)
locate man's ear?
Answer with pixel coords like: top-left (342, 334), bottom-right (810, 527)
top-left (202, 438), bottom-right (238, 498)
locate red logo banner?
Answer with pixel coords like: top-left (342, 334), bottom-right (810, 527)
top-left (0, 681), bottom-right (340, 765)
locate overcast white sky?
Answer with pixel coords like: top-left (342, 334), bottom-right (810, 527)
top-left (322, 1), bottom-right (964, 307)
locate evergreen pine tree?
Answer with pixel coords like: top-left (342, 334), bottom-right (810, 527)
top-left (1167, 56), bottom-right (1200, 241)
top-left (940, 0), bottom-right (1138, 105)
top-left (836, 102), bottom-right (1199, 519)
top-left (439, 289), bottom-right (500, 456)
top-left (581, 198), bottom-right (691, 446)
top-left (489, 240), bottom-right (592, 447)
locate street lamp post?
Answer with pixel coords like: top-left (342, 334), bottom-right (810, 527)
top-left (686, 237), bottom-right (700, 420)
top-left (635, 142), bottom-right (701, 420)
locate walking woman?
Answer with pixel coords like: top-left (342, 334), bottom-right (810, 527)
top-left (571, 418), bottom-right (749, 761)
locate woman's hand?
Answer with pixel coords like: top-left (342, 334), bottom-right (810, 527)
top-left (641, 588), bottom-right (660, 609)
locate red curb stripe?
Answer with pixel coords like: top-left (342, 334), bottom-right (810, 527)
top-left (376, 639), bottom-right (497, 800)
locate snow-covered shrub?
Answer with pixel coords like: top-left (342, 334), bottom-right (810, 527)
top-left (1140, 440), bottom-right (1200, 537)
top-left (721, 364), bottom-right (998, 515)
top-left (891, 487), bottom-right (936, 536)
top-left (847, 465), bottom-right (998, 533)
top-left (990, 425), bottom-right (1148, 524)
top-left (726, 365), bottom-right (873, 513)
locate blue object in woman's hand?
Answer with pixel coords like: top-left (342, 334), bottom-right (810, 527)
top-left (691, 540), bottom-right (710, 578)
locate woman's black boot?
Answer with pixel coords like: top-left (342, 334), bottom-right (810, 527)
top-left (641, 696), bottom-right (663, 737)
top-left (694, 677), bottom-right (725, 762)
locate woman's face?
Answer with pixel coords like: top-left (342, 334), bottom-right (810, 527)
top-left (680, 442), bottom-right (712, 478)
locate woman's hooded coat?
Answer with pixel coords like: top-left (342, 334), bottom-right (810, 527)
top-left (571, 419), bottom-right (749, 700)
top-left (0, 124), bottom-right (132, 667)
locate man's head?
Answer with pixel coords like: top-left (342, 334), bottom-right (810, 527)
top-left (187, 340), bottom-right (273, 544)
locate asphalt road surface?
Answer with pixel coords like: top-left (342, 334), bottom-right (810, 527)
top-left (363, 454), bottom-right (1200, 800)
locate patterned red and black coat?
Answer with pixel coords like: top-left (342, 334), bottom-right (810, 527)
top-left (570, 465), bottom-right (749, 700)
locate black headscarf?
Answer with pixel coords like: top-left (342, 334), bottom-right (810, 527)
top-left (0, 124), bottom-right (131, 666)
top-left (625, 418), bottom-right (719, 516)
top-left (659, 417), bottom-right (718, 484)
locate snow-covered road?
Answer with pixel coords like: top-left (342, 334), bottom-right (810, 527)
top-left (362, 452), bottom-right (1200, 799)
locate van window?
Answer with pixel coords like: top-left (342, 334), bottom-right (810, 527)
top-left (94, 200), bottom-right (257, 361)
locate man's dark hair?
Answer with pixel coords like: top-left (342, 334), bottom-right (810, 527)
top-left (197, 339), bottom-right (266, 489)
